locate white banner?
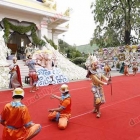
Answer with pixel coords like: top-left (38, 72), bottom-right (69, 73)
top-left (36, 67), bottom-right (69, 86)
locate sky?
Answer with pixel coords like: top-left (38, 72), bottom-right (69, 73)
top-left (55, 0), bottom-right (96, 46)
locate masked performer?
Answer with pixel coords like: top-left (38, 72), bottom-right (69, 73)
top-left (88, 57), bottom-right (110, 118)
top-left (48, 84), bottom-right (71, 129)
top-left (0, 88), bottom-right (41, 140)
top-left (104, 62), bottom-right (111, 78)
top-left (9, 57), bottom-right (22, 89)
top-left (25, 54), bottom-right (42, 92)
top-left (132, 58), bottom-right (138, 76)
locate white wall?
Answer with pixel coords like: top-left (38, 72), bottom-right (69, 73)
top-left (48, 29), bottom-right (58, 45)
top-left (53, 34), bottom-right (59, 45)
top-left (0, 7), bottom-right (42, 25)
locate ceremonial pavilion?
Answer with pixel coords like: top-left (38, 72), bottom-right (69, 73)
top-left (0, 0), bottom-right (70, 59)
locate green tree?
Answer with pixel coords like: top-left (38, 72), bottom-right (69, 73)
top-left (90, 0), bottom-right (140, 47)
top-left (58, 39), bottom-right (71, 53)
top-left (58, 39), bottom-right (83, 59)
top-left (58, 39), bottom-right (87, 67)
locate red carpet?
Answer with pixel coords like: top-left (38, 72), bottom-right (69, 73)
top-left (0, 73), bottom-right (140, 140)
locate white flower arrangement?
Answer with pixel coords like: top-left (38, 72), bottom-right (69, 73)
top-left (7, 48), bottom-right (12, 56)
top-left (0, 30), bottom-right (10, 89)
top-left (0, 67), bottom-right (9, 89)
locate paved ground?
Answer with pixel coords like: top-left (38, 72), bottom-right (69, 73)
top-left (111, 68), bottom-right (140, 77)
top-left (110, 70), bottom-right (123, 77)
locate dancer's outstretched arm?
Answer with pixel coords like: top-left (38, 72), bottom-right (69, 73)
top-left (50, 94), bottom-right (62, 101)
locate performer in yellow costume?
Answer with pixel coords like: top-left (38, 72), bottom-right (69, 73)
top-left (88, 56), bottom-right (110, 118)
top-left (0, 88), bottom-right (41, 140)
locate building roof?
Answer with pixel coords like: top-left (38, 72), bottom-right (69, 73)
top-left (3, 0), bottom-right (55, 13)
top-left (76, 44), bottom-right (98, 54)
top-left (0, 0), bottom-right (70, 35)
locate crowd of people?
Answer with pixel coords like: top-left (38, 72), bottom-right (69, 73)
top-left (119, 57), bottom-right (139, 76)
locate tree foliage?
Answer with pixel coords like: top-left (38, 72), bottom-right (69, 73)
top-left (58, 39), bottom-right (87, 68)
top-left (58, 39), bottom-right (83, 59)
top-left (90, 0), bottom-right (140, 47)
top-left (71, 57), bottom-right (86, 65)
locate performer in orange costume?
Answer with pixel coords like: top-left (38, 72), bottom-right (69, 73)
top-left (104, 61), bottom-right (111, 78)
top-left (132, 58), bottom-right (138, 76)
top-left (0, 88), bottom-right (41, 140)
top-left (48, 84), bottom-right (71, 129)
top-left (88, 56), bottom-right (110, 118)
top-left (124, 60), bottom-right (130, 76)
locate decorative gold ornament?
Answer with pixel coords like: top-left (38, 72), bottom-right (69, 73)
top-left (43, 0), bottom-right (55, 9)
top-left (131, 45), bottom-right (138, 53)
top-left (98, 48), bottom-right (103, 55)
top-left (42, 0), bottom-right (46, 3)
top-left (64, 8), bottom-right (70, 17)
top-left (65, 24), bottom-right (69, 28)
top-left (125, 45), bottom-right (131, 52)
top-left (52, 3), bottom-right (57, 10)
top-left (14, 88), bottom-right (24, 95)
top-left (118, 53), bottom-right (125, 61)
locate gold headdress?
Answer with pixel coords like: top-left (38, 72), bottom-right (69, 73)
top-left (13, 88), bottom-right (24, 97)
top-left (91, 55), bottom-right (98, 64)
top-left (60, 84), bottom-right (69, 92)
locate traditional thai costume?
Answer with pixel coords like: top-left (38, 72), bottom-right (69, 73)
top-left (25, 59), bottom-right (38, 86)
top-left (9, 64), bottom-right (22, 89)
top-left (0, 88), bottom-right (41, 140)
top-left (104, 63), bottom-right (111, 77)
top-left (48, 85), bottom-right (71, 129)
top-left (24, 47), bottom-right (33, 59)
top-left (124, 61), bottom-right (130, 76)
top-left (88, 56), bottom-right (109, 118)
top-left (132, 59), bottom-right (138, 75)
